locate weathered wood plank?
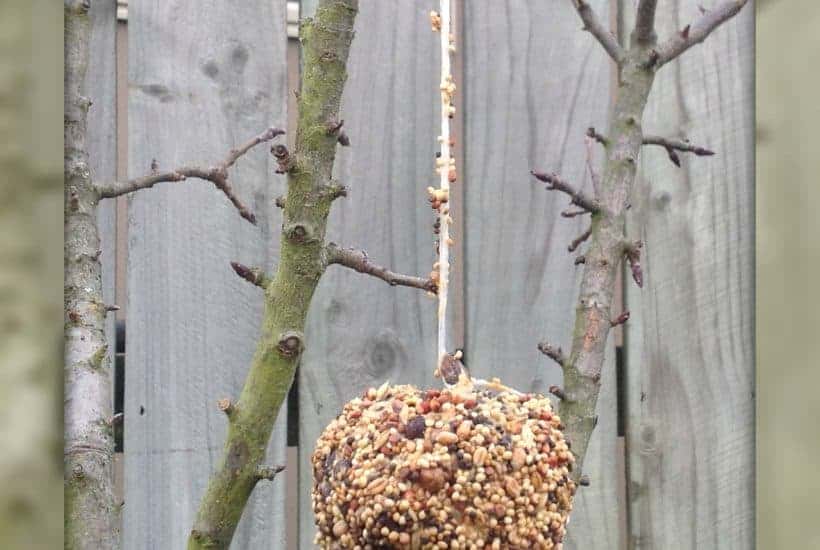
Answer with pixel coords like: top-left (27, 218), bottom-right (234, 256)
top-left (86, 0), bottom-right (117, 438)
top-left (297, 3), bottom-right (442, 546)
top-left (464, 2), bottom-right (623, 548)
top-left (124, 2), bottom-right (288, 548)
top-left (621, 1), bottom-right (754, 548)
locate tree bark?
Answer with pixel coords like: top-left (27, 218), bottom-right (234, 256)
top-left (64, 1), bottom-right (120, 547)
top-left (187, 2), bottom-right (360, 547)
top-left (558, 47), bottom-right (656, 479)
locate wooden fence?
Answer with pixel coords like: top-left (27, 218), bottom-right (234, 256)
top-left (86, 1), bottom-right (753, 548)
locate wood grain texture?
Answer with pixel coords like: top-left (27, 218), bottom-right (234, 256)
top-left (621, 1), bottom-right (754, 548)
top-left (86, 0), bottom-right (118, 431)
top-left (464, 2), bottom-right (623, 548)
top-left (124, 2), bottom-right (288, 548)
top-left (297, 2), bottom-right (441, 546)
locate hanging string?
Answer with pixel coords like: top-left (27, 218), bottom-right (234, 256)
top-left (429, 3), bottom-right (456, 372)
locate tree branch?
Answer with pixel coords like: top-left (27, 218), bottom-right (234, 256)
top-left (531, 170), bottom-right (600, 213)
top-left (64, 3), bottom-right (119, 547)
top-left (229, 262), bottom-right (272, 290)
top-left (633, 0), bottom-right (659, 44)
top-left (656, 0), bottom-right (750, 66)
top-left (96, 127), bottom-right (285, 225)
top-left (571, 0), bottom-right (626, 64)
top-left (538, 342), bottom-right (567, 367)
top-left (643, 134), bottom-right (714, 167)
top-left (187, 2), bottom-right (359, 547)
top-left (254, 465), bottom-right (285, 482)
top-left (569, 227), bottom-right (592, 253)
top-left (325, 243), bottom-right (436, 292)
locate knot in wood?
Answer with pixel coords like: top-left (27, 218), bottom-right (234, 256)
top-left (284, 222), bottom-right (314, 243)
top-left (277, 331), bottom-right (304, 358)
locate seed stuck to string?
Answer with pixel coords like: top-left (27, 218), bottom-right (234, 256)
top-left (429, 3), bottom-right (458, 382)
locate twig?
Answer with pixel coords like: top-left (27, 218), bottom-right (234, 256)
top-left (530, 170), bottom-right (600, 213)
top-left (549, 385), bottom-right (566, 400)
top-left (643, 135), bottom-right (714, 167)
top-left (610, 310), bottom-right (631, 327)
top-left (537, 342), bottom-right (566, 367)
top-left (96, 127), bottom-right (285, 224)
top-left (585, 126), bottom-right (608, 147)
top-left (562, 209), bottom-right (590, 218)
top-left (254, 465), bottom-right (285, 482)
top-left (624, 240), bottom-right (644, 288)
top-left (325, 243), bottom-right (436, 292)
top-left (568, 227), bottom-right (592, 253)
top-left (571, 0), bottom-right (626, 64)
top-left (656, 0), bottom-right (750, 66)
top-left (229, 262), bottom-right (271, 290)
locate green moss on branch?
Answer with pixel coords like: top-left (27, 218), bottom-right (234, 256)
top-left (186, 2), bottom-right (359, 548)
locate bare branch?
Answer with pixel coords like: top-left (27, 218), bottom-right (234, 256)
top-left (643, 134), bottom-right (714, 167)
top-left (538, 342), bottom-right (566, 368)
top-left (325, 243), bottom-right (436, 292)
top-left (633, 0), bottom-right (659, 44)
top-left (549, 385), bottom-right (566, 400)
top-left (585, 126), bottom-right (608, 147)
top-left (230, 262), bottom-right (272, 289)
top-left (96, 127), bottom-right (285, 224)
top-left (568, 227), bottom-right (592, 253)
top-left (531, 170), bottom-right (600, 213)
top-left (571, 0), bottom-right (626, 64)
top-left (656, 0), bottom-right (750, 66)
top-left (610, 310), bottom-right (631, 327)
top-left (254, 465), bottom-right (285, 482)
top-left (562, 209), bottom-right (590, 218)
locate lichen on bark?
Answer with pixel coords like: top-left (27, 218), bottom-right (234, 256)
top-left (187, 1), bottom-right (360, 548)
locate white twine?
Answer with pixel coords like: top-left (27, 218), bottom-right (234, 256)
top-left (436, 0), bottom-right (453, 370)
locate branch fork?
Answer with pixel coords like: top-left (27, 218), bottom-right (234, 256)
top-left (96, 127), bottom-right (285, 225)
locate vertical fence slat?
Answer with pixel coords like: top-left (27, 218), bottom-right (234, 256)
top-left (622, 2), bottom-right (754, 548)
top-left (124, 2), bottom-right (287, 548)
top-left (297, 2), bottom-right (440, 546)
top-left (463, 2), bottom-right (623, 548)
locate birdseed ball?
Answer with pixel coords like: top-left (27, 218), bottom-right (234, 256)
top-left (311, 381), bottom-right (576, 549)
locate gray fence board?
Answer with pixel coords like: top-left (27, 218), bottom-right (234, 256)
top-left (622, 1), bottom-right (754, 548)
top-left (297, 2), bottom-right (442, 546)
top-left (124, 2), bottom-right (288, 548)
top-left (464, 2), bottom-right (623, 548)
